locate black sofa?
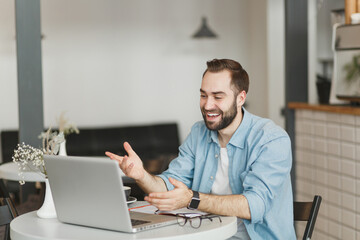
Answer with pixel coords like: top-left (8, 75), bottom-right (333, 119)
top-left (1, 123), bottom-right (180, 200)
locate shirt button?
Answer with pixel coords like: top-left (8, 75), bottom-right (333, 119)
top-left (215, 154), bottom-right (218, 158)
top-left (210, 176), bottom-right (214, 180)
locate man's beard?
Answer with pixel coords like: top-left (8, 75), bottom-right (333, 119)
top-left (201, 99), bottom-right (238, 131)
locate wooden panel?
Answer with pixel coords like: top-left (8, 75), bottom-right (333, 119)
top-left (345, 0), bottom-right (357, 24)
top-left (293, 202), bottom-right (312, 221)
top-left (288, 102), bottom-right (360, 115)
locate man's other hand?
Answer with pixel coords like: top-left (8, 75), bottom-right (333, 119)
top-left (144, 177), bottom-right (193, 211)
top-left (105, 142), bottom-right (145, 181)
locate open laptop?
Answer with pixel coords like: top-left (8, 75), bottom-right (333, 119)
top-left (44, 155), bottom-right (177, 233)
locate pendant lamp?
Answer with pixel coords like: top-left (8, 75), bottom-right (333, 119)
top-left (192, 17), bottom-right (217, 38)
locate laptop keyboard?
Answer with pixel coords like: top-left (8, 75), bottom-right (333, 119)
top-left (131, 219), bottom-right (151, 226)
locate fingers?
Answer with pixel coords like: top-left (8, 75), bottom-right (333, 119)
top-left (123, 142), bottom-right (136, 156)
top-left (145, 178), bottom-right (191, 210)
top-left (169, 177), bottom-right (186, 188)
top-left (145, 195), bottom-right (173, 202)
top-left (148, 192), bottom-right (171, 199)
top-left (145, 196), bottom-right (177, 211)
top-left (105, 151), bottom-right (124, 164)
top-left (106, 144), bottom-right (143, 179)
top-left (105, 151), bottom-right (114, 158)
top-left (106, 152), bottom-right (133, 174)
top-left (106, 142), bottom-right (137, 163)
top-left (120, 155), bottom-right (133, 174)
top-left (146, 192), bottom-right (175, 210)
top-left (147, 187), bottom-right (184, 200)
top-left (119, 155), bottom-right (127, 170)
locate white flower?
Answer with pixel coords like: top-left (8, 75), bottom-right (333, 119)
top-left (13, 129), bottom-right (65, 185)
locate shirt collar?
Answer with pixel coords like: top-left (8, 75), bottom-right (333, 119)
top-left (228, 107), bottom-right (251, 149)
top-left (207, 107), bottom-right (251, 149)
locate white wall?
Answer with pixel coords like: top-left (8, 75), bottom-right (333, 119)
top-left (267, 0), bottom-right (285, 127)
top-left (308, 0), bottom-right (318, 104)
top-left (0, 0), bottom-right (18, 130)
top-left (1, 0), bottom-right (285, 159)
top-left (247, 0), bottom-right (268, 118)
top-left (40, 0), bottom-right (254, 142)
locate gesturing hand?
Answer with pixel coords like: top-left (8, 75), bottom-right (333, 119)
top-left (144, 177), bottom-right (193, 211)
top-left (105, 142), bottom-right (145, 181)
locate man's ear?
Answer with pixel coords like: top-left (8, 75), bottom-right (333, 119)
top-left (237, 90), bottom-right (246, 107)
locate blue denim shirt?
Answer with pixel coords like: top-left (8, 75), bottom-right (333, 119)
top-left (158, 108), bottom-right (296, 239)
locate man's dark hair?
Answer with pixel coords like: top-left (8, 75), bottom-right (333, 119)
top-left (203, 59), bottom-right (249, 94)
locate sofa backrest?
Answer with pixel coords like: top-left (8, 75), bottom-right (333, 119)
top-left (0, 130), bottom-right (18, 163)
top-left (1, 123), bottom-right (180, 166)
top-left (66, 123), bottom-right (180, 160)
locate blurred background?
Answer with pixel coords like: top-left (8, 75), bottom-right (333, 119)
top-left (0, 0), bottom-right (285, 149)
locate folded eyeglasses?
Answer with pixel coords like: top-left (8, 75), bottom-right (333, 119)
top-left (176, 213), bottom-right (222, 229)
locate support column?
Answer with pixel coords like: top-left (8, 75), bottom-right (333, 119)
top-left (285, 0), bottom-right (308, 195)
top-left (15, 0), bottom-right (44, 202)
top-left (15, 0), bottom-right (44, 147)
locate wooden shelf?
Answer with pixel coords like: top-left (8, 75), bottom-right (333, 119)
top-left (288, 102), bottom-right (360, 116)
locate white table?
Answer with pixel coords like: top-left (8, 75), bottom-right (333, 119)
top-left (0, 160), bottom-right (134, 204)
top-left (0, 162), bottom-right (45, 182)
top-left (10, 211), bottom-right (237, 240)
top-left (0, 161), bottom-right (134, 183)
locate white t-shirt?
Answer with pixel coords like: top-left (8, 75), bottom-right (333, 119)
top-left (211, 148), bottom-right (250, 240)
top-left (211, 148), bottom-right (232, 195)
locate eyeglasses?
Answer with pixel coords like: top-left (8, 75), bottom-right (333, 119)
top-left (176, 213), bottom-right (222, 229)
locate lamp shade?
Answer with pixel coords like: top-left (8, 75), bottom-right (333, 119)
top-left (192, 17), bottom-right (217, 38)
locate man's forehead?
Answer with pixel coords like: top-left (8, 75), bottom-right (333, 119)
top-left (201, 70), bottom-right (232, 92)
top-left (203, 69), bottom-right (231, 78)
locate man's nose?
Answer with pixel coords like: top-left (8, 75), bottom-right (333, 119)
top-left (204, 98), bottom-right (215, 110)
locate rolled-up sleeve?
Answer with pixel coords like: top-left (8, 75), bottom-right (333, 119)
top-left (242, 135), bottom-right (292, 224)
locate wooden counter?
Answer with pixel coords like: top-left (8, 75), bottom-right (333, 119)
top-left (288, 102), bottom-right (360, 116)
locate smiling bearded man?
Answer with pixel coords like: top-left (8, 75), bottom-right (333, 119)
top-left (106, 59), bottom-right (296, 240)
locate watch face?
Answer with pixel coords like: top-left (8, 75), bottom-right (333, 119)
top-left (188, 190), bottom-right (200, 209)
top-left (189, 198), bottom-right (200, 209)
